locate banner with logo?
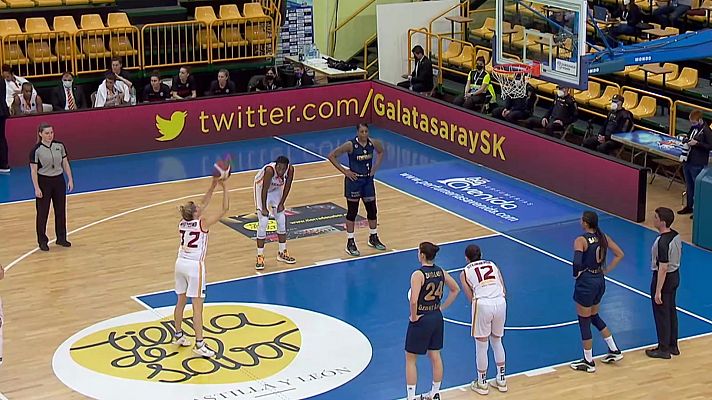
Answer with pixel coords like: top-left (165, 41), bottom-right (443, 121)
top-left (5, 81), bottom-right (372, 167)
top-left (368, 81), bottom-right (647, 222)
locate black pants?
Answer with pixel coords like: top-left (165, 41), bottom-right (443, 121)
top-left (0, 115), bottom-right (8, 169)
top-left (492, 107), bottom-right (529, 123)
top-left (397, 80), bottom-right (431, 93)
top-left (36, 174), bottom-right (67, 245)
top-left (583, 137), bottom-right (622, 155)
top-left (453, 94), bottom-right (487, 111)
top-left (651, 269), bottom-right (680, 352)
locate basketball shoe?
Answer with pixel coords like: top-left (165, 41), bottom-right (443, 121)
top-left (277, 250), bottom-right (296, 264)
top-left (490, 379), bottom-right (508, 392)
top-left (256, 254), bottom-right (265, 270)
top-left (173, 334), bottom-right (191, 347)
top-left (194, 343), bottom-right (216, 358)
top-left (368, 234), bottom-right (386, 250)
top-left (570, 358), bottom-right (596, 372)
top-left (601, 349), bottom-right (623, 363)
top-left (471, 380), bottom-right (489, 395)
top-left (346, 239), bottom-right (360, 256)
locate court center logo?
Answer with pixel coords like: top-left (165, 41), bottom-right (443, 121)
top-left (53, 303), bottom-right (372, 400)
top-left (155, 111), bottom-right (188, 142)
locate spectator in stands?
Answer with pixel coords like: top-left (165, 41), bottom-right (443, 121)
top-left (143, 71), bottom-right (171, 103)
top-left (653, 0), bottom-right (691, 28)
top-left (583, 94), bottom-right (634, 154)
top-left (454, 56), bottom-right (497, 112)
top-left (525, 86), bottom-right (577, 137)
top-left (492, 83), bottom-right (537, 124)
top-left (11, 82), bottom-right (43, 115)
top-left (171, 66), bottom-right (197, 100)
top-left (95, 72), bottom-right (128, 108)
top-left (293, 65), bottom-right (315, 87)
top-left (208, 69), bottom-right (236, 96)
top-left (51, 72), bottom-right (88, 111)
top-left (397, 45), bottom-right (434, 93)
top-left (608, 0), bottom-right (643, 45)
top-left (254, 67), bottom-right (280, 91)
top-left (677, 109), bottom-right (712, 217)
top-left (110, 57), bottom-right (133, 90)
top-left (2, 64), bottom-right (34, 108)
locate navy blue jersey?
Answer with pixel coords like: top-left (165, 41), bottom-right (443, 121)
top-left (417, 265), bottom-right (445, 315)
top-left (348, 138), bottom-right (374, 177)
top-left (574, 232), bottom-right (606, 276)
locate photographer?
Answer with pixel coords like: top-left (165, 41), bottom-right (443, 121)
top-left (678, 110), bottom-right (712, 217)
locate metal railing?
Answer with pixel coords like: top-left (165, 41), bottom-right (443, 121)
top-left (141, 21), bottom-right (213, 70)
top-left (427, 0), bottom-right (472, 38)
top-left (621, 85), bottom-right (674, 133)
top-left (407, 28), bottom-right (443, 86)
top-left (1, 32), bottom-right (74, 78)
top-left (363, 32), bottom-right (378, 79)
top-left (328, 0), bottom-right (378, 56)
top-left (671, 100), bottom-right (712, 135)
top-left (75, 26), bottom-right (141, 75)
top-left (210, 17), bottom-right (276, 63)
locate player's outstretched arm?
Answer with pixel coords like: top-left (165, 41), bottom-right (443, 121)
top-left (202, 180), bottom-right (229, 228)
top-left (327, 142), bottom-right (357, 180)
top-left (604, 235), bottom-right (625, 274)
top-left (370, 139), bottom-right (385, 176)
top-left (440, 272), bottom-right (460, 312)
top-left (199, 177), bottom-right (219, 212)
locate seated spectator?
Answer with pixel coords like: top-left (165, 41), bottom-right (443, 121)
top-left (110, 57), bottom-right (133, 89)
top-left (653, 0), bottom-right (691, 28)
top-left (608, 0), bottom-right (642, 45)
top-left (583, 94), bottom-right (635, 154)
top-left (454, 56), bottom-right (497, 112)
top-left (397, 45), bottom-right (434, 93)
top-left (254, 67), bottom-right (280, 91)
top-left (2, 64), bottom-right (34, 108)
top-left (208, 69), bottom-right (237, 96)
top-left (10, 82), bottom-right (43, 115)
top-left (51, 72), bottom-right (88, 111)
top-left (526, 86), bottom-right (577, 137)
top-left (143, 71), bottom-right (171, 103)
top-left (293, 65), bottom-right (315, 87)
top-left (95, 72), bottom-right (128, 108)
top-left (492, 83), bottom-right (537, 124)
top-left (171, 66), bottom-right (197, 100)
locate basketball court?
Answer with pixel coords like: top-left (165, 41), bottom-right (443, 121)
top-left (2, 126), bottom-right (712, 399)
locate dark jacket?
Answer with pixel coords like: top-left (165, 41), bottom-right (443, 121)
top-left (50, 85), bottom-right (88, 111)
top-left (600, 108), bottom-right (634, 139)
top-left (686, 122), bottom-right (712, 166)
top-left (613, 3), bottom-right (642, 27)
top-left (294, 73), bottom-right (314, 88)
top-left (411, 56), bottom-right (434, 91)
top-left (504, 84), bottom-right (536, 113)
top-left (545, 94), bottom-right (578, 124)
top-left (0, 82), bottom-right (8, 117)
top-left (208, 80), bottom-right (237, 96)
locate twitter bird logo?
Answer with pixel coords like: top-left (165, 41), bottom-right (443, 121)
top-left (155, 111), bottom-right (188, 141)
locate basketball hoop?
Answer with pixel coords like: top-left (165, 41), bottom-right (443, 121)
top-left (491, 63), bottom-right (540, 99)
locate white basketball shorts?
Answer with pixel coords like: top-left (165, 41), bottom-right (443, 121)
top-left (472, 297), bottom-right (507, 338)
top-left (174, 258), bottom-right (206, 298)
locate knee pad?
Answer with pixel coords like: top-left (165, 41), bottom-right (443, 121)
top-left (275, 211), bottom-right (286, 235)
top-left (364, 200), bottom-right (377, 221)
top-left (578, 316), bottom-right (592, 341)
top-left (257, 212), bottom-right (269, 239)
top-left (590, 314), bottom-right (607, 331)
top-left (346, 200), bottom-right (359, 222)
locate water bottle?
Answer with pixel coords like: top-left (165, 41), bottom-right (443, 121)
top-left (314, 45), bottom-right (320, 61)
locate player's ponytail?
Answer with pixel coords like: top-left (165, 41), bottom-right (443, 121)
top-left (419, 242), bottom-right (440, 261)
top-left (583, 211), bottom-right (608, 262)
top-left (180, 201), bottom-right (197, 221)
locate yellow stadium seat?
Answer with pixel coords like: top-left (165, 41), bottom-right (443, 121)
top-left (219, 4), bottom-right (243, 19)
top-left (243, 2), bottom-right (267, 18)
top-left (441, 41), bottom-right (463, 63)
top-left (107, 13), bottom-right (131, 28)
top-left (528, 77), bottom-right (546, 89)
top-left (194, 6), bottom-right (224, 48)
top-left (689, 0), bottom-right (712, 23)
top-left (53, 15), bottom-right (79, 33)
top-left (53, 16), bottom-right (83, 61)
top-left (666, 67), bottom-right (699, 91)
top-left (538, 82), bottom-right (557, 96)
top-left (25, 17), bottom-right (51, 33)
top-left (36, 0), bottom-right (64, 6)
top-left (513, 28), bottom-right (540, 50)
top-left (613, 65), bottom-right (639, 77)
top-left (79, 15), bottom-right (111, 58)
top-left (91, 0), bottom-right (115, 4)
top-left (475, 49), bottom-right (491, 65)
top-left (630, 95), bottom-right (657, 119)
top-left (0, 19), bottom-right (29, 65)
top-left (195, 6), bottom-right (219, 23)
top-left (573, 81), bottom-right (601, 105)
top-left (0, 2), bottom-right (5, 9)
top-left (649, 63), bottom-right (679, 86)
top-left (589, 85), bottom-right (619, 109)
top-left (64, 0), bottom-right (90, 5)
top-left (616, 90), bottom-right (639, 111)
top-left (4, 0), bottom-right (35, 8)
top-left (244, 23), bottom-right (271, 45)
top-left (470, 17), bottom-right (495, 40)
top-left (81, 14), bottom-right (106, 29)
top-left (449, 44), bottom-right (475, 68)
top-left (24, 17), bottom-right (58, 63)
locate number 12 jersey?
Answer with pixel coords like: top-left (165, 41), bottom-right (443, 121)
top-left (463, 260), bottom-right (505, 300)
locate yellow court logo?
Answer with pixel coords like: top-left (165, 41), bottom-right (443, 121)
top-left (68, 304), bottom-right (300, 384)
top-left (243, 220), bottom-right (278, 232)
top-left (155, 111), bottom-right (188, 142)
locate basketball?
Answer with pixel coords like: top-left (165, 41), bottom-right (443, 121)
top-left (212, 158), bottom-right (231, 180)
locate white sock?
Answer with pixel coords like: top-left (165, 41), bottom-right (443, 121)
top-left (476, 339), bottom-right (489, 384)
top-left (497, 365), bottom-right (506, 383)
top-left (584, 348), bottom-right (593, 363)
top-left (604, 335), bottom-right (619, 352)
top-left (278, 242), bottom-right (286, 252)
top-left (347, 232), bottom-right (355, 239)
top-left (406, 384), bottom-right (416, 400)
top-left (369, 228), bottom-right (377, 235)
top-left (257, 247), bottom-right (264, 256)
top-left (430, 381), bottom-right (441, 398)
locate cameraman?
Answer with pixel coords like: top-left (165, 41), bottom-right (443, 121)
top-left (678, 110), bottom-right (712, 217)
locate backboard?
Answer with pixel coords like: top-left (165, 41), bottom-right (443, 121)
top-left (495, 0), bottom-right (589, 89)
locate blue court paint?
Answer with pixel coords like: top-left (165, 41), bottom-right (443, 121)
top-left (138, 236), bottom-right (712, 400)
top-left (0, 138), bottom-right (322, 203)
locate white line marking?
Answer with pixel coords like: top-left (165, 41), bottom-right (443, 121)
top-left (443, 317), bottom-right (579, 330)
top-left (524, 367), bottom-right (557, 377)
top-left (0, 392), bottom-right (8, 400)
top-left (3, 171), bottom-right (343, 272)
top-left (273, 136), bottom-right (325, 159)
top-left (0, 159), bottom-right (326, 206)
top-left (315, 258), bottom-right (343, 265)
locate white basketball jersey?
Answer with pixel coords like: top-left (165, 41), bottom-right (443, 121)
top-left (254, 162), bottom-right (288, 193)
top-left (464, 260), bottom-right (505, 301)
top-left (177, 219), bottom-right (209, 262)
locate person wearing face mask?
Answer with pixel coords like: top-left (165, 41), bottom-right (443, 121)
top-left (677, 109), bottom-right (712, 217)
top-left (492, 83), bottom-right (537, 124)
top-left (208, 69), bottom-right (237, 96)
top-left (255, 67), bottom-right (281, 91)
top-left (608, 0), bottom-right (642, 45)
top-left (50, 72), bottom-right (88, 111)
top-left (397, 45), bottom-right (434, 93)
top-left (583, 94), bottom-right (634, 154)
top-left (454, 56), bottom-right (497, 112)
top-left (526, 86), bottom-right (577, 137)
top-left (293, 65), bottom-right (314, 88)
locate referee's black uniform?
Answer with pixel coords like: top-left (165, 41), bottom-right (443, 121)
top-left (647, 228), bottom-right (682, 358)
top-left (30, 140), bottom-right (71, 250)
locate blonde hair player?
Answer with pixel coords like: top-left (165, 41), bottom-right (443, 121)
top-left (460, 244), bottom-right (508, 395)
top-left (172, 176), bottom-right (229, 358)
top-left (0, 264), bottom-right (4, 366)
top-left (253, 156), bottom-right (295, 270)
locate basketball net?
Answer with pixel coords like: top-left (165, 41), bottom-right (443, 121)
top-left (491, 63), bottom-right (539, 99)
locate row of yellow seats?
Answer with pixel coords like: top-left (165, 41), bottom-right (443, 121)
top-left (440, 42), bottom-right (491, 69)
top-left (0, 13), bottom-right (131, 35)
top-left (614, 63), bottom-right (698, 91)
top-left (194, 3), bottom-right (272, 49)
top-left (0, 0), bottom-right (113, 8)
top-left (471, 19), bottom-right (572, 57)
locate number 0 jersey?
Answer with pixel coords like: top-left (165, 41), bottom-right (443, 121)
top-left (417, 265), bottom-right (445, 315)
top-left (177, 219), bottom-right (209, 262)
top-left (463, 260), bottom-right (505, 301)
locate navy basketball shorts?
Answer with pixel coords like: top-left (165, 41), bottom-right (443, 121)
top-left (344, 176), bottom-right (375, 200)
top-left (405, 311), bottom-right (444, 355)
top-left (573, 273), bottom-right (606, 307)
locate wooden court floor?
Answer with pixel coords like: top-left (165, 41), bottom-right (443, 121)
top-left (0, 161), bottom-right (709, 399)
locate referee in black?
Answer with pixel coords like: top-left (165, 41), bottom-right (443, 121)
top-left (646, 207), bottom-right (681, 359)
top-left (30, 123), bottom-right (74, 251)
